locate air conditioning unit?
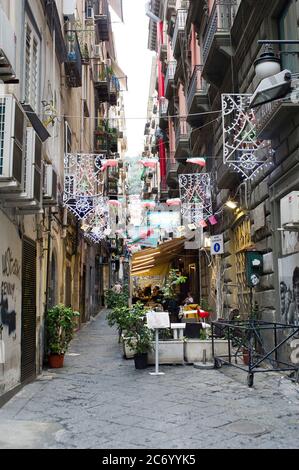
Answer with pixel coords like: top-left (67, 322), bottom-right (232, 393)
top-left (2, 128), bottom-right (43, 209)
top-left (43, 164), bottom-right (58, 205)
top-left (0, 5), bottom-right (16, 81)
top-left (0, 95), bottom-right (25, 190)
top-left (280, 191), bottom-right (299, 227)
top-left (184, 227), bottom-right (203, 250)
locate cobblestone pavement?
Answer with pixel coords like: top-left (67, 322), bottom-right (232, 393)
top-left (0, 310), bottom-right (299, 449)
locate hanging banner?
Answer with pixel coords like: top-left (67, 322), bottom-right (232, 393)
top-left (222, 94), bottom-right (273, 179)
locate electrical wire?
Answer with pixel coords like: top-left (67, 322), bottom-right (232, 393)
top-left (21, 107), bottom-right (222, 122)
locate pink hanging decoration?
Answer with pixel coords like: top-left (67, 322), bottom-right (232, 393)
top-left (143, 161), bottom-right (157, 168)
top-left (198, 219), bottom-right (208, 228)
top-left (208, 215), bottom-right (218, 225)
top-left (141, 201), bottom-right (156, 209)
top-left (108, 200), bottom-right (121, 207)
top-left (186, 157), bottom-right (206, 167)
top-left (166, 198), bottom-right (181, 206)
top-left (106, 159), bottom-right (119, 167)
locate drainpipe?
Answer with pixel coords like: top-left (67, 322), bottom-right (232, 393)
top-left (43, 208), bottom-right (52, 363)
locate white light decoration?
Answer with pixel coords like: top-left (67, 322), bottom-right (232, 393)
top-left (179, 173), bottom-right (213, 224)
top-left (64, 153), bottom-right (107, 219)
top-left (82, 196), bottom-right (110, 243)
top-left (222, 94), bottom-right (272, 179)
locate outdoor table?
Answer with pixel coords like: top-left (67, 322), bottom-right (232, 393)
top-left (170, 323), bottom-right (186, 339)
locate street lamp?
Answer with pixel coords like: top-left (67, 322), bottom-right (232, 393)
top-left (254, 44), bottom-right (281, 81)
top-left (250, 40), bottom-right (299, 108)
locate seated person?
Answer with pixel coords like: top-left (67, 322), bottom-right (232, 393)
top-left (151, 285), bottom-right (163, 303)
top-left (183, 292), bottom-right (194, 305)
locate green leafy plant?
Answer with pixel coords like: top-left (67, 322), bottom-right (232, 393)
top-left (116, 302), bottom-right (153, 355)
top-left (162, 269), bottom-right (187, 300)
top-left (46, 304), bottom-right (79, 355)
top-left (104, 287), bottom-right (129, 309)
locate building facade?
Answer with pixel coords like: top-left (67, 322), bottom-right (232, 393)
top-left (147, 0), bottom-right (299, 361)
top-left (0, 0), bottom-right (126, 400)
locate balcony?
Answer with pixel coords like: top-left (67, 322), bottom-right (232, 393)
top-left (187, 0), bottom-right (206, 34)
top-left (159, 98), bottom-right (169, 130)
top-left (166, 157), bottom-right (178, 188)
top-left (174, 118), bottom-right (190, 161)
top-left (165, 61), bottom-right (177, 99)
top-left (94, 131), bottom-right (109, 153)
top-left (166, 0), bottom-right (176, 20)
top-left (93, 62), bottom-right (109, 102)
top-left (255, 98), bottom-right (299, 140)
top-left (64, 32), bottom-right (82, 87)
top-left (202, 1), bottom-right (238, 87)
top-left (159, 44), bottom-right (167, 62)
top-left (217, 161), bottom-right (241, 190)
top-left (186, 65), bottom-right (209, 127)
top-left (172, 10), bottom-right (188, 60)
top-left (0, 5), bottom-right (18, 83)
top-left (109, 76), bottom-right (120, 106)
top-left (95, 15), bottom-right (109, 42)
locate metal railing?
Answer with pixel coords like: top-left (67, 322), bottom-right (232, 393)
top-left (159, 97), bottom-right (168, 116)
top-left (187, 65), bottom-right (207, 111)
top-left (172, 9), bottom-right (188, 51)
top-left (175, 117), bottom-right (190, 144)
top-left (166, 158), bottom-right (178, 176)
top-left (202, 0), bottom-right (238, 64)
top-left (165, 61), bottom-right (177, 92)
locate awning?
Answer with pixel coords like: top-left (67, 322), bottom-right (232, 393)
top-left (108, 0), bottom-right (124, 22)
top-left (111, 59), bottom-right (128, 91)
top-left (131, 237), bottom-right (186, 277)
top-left (22, 104), bottom-right (51, 142)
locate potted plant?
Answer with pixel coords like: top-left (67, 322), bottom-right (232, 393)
top-left (124, 303), bottom-right (153, 369)
top-left (46, 304), bottom-right (80, 368)
top-left (161, 269), bottom-right (187, 322)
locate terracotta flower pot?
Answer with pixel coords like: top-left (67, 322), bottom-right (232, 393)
top-left (48, 354), bottom-right (64, 368)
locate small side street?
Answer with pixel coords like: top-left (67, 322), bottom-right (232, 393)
top-left (0, 309), bottom-right (298, 450)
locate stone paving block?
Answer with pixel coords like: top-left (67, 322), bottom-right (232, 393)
top-left (1, 309), bottom-right (299, 449)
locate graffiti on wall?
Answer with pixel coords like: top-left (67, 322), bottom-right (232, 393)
top-left (0, 248), bottom-right (20, 335)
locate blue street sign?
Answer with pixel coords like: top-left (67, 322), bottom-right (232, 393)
top-left (214, 243), bottom-right (221, 253)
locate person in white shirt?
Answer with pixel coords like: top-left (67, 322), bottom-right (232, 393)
top-left (183, 292), bottom-right (194, 305)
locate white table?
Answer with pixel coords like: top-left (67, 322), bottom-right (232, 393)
top-left (170, 323), bottom-right (186, 339)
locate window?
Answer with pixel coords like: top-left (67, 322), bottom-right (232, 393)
top-left (24, 18), bottom-right (40, 111)
top-left (279, 0), bottom-right (299, 72)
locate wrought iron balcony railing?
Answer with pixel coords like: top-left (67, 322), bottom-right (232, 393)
top-left (159, 97), bottom-right (168, 117)
top-left (165, 61), bottom-right (176, 95)
top-left (202, 0), bottom-right (238, 64)
top-left (166, 158), bottom-right (178, 176)
top-left (186, 65), bottom-right (207, 111)
top-left (175, 117), bottom-right (190, 145)
top-left (65, 31), bottom-right (82, 87)
top-left (172, 9), bottom-right (188, 56)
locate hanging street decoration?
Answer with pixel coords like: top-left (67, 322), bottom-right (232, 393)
top-left (64, 153), bottom-right (108, 219)
top-left (179, 173), bottom-right (213, 225)
top-left (186, 157), bottom-right (206, 167)
top-left (139, 157), bottom-right (159, 168)
top-left (166, 198), bottom-right (181, 206)
top-left (81, 196), bottom-right (110, 243)
top-left (222, 94), bottom-right (273, 179)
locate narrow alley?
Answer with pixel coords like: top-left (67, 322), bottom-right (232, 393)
top-left (0, 310), bottom-right (298, 449)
